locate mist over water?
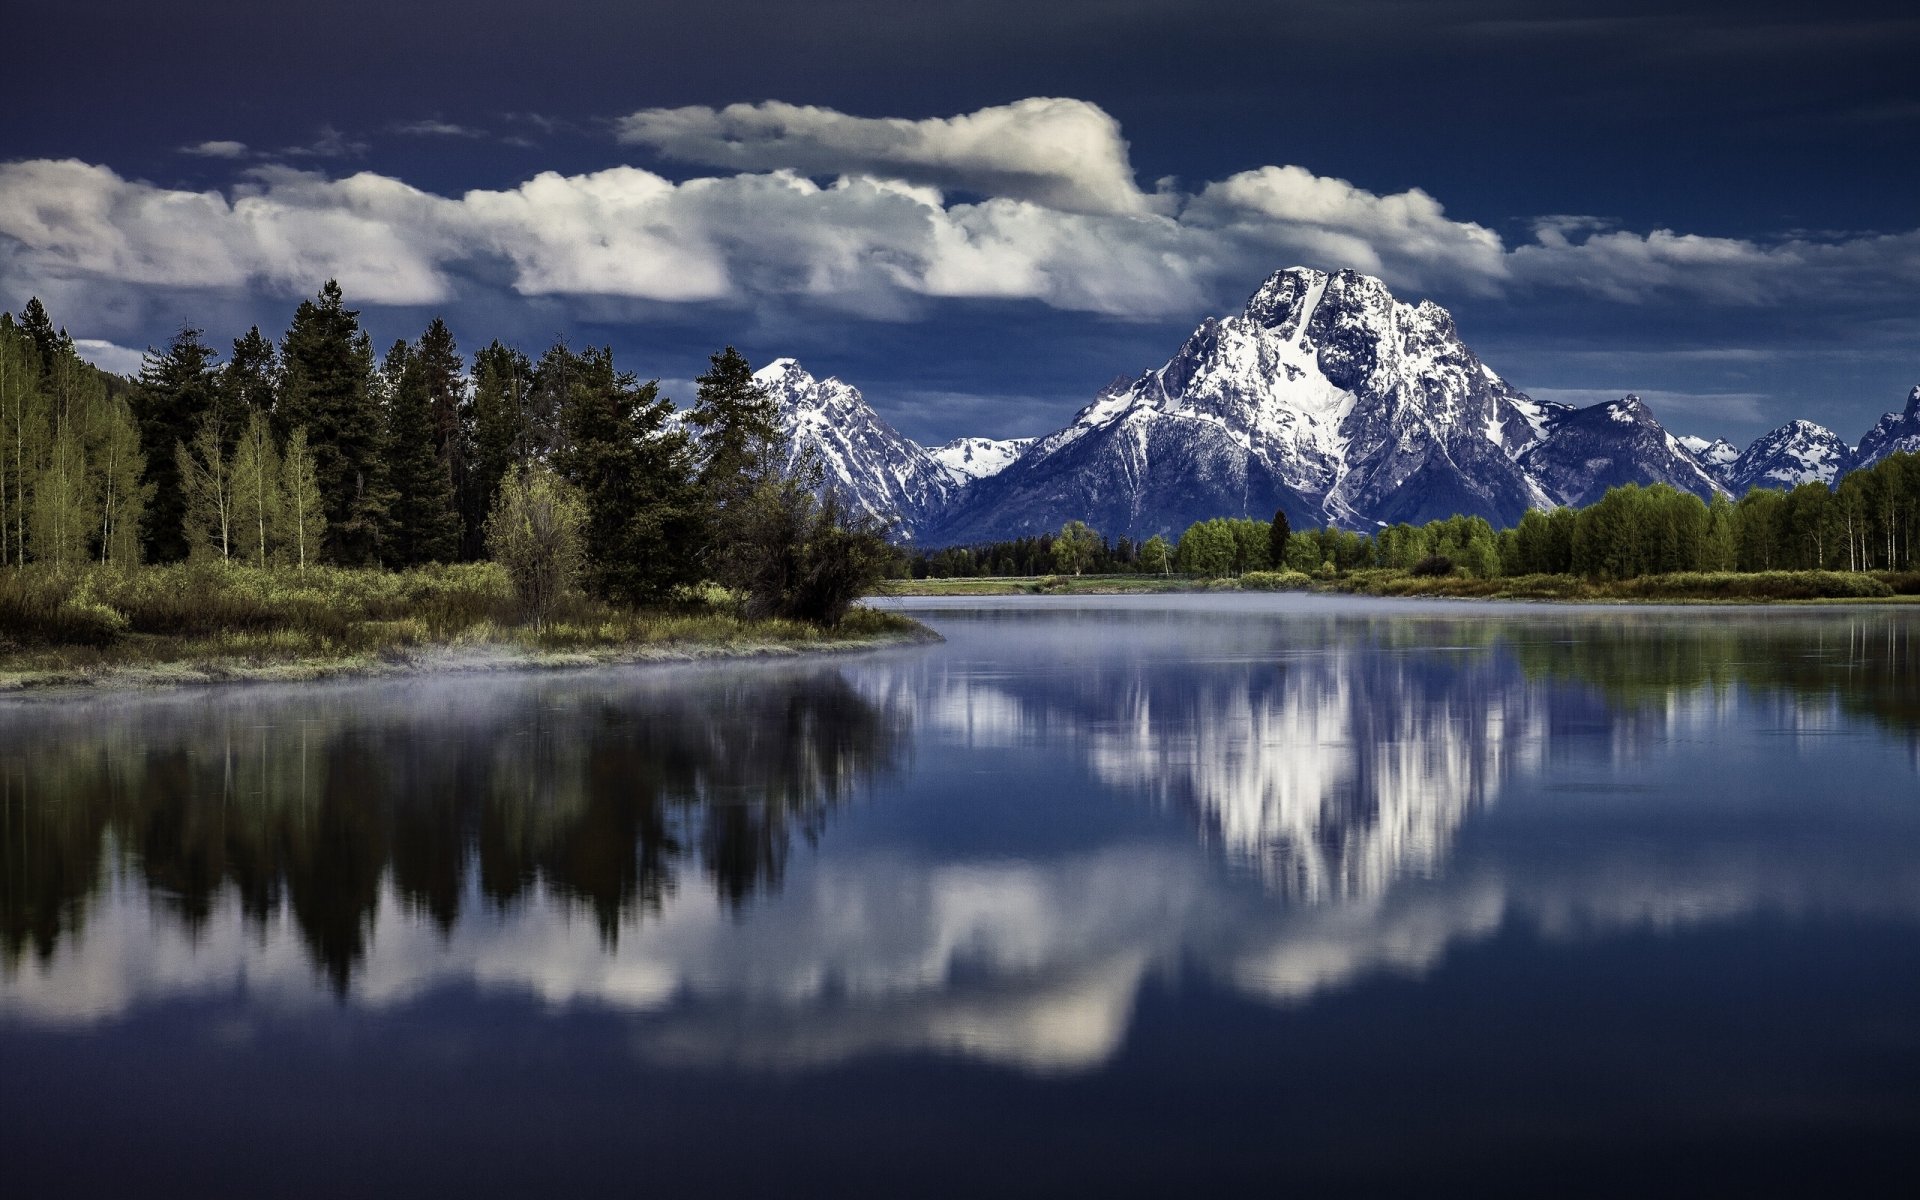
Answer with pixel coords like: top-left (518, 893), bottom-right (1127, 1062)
top-left (5, 595), bottom-right (1920, 1194)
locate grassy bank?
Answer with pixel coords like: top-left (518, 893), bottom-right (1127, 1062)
top-left (0, 563), bottom-right (932, 692)
top-left (881, 568), bottom-right (1920, 603)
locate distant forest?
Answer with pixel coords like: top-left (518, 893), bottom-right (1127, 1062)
top-left (910, 460), bottom-right (1920, 581)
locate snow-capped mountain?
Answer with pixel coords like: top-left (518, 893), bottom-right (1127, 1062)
top-left (1677, 435), bottom-right (1740, 481)
top-left (924, 267), bottom-right (1738, 543)
top-left (929, 437), bottom-right (1034, 484)
top-left (752, 358), bottom-right (954, 538)
top-left (1517, 394), bottom-right (1726, 507)
top-left (1724, 419), bottom-right (1849, 493)
top-left (1848, 386), bottom-right (1920, 474)
top-left (747, 281), bottom-right (1915, 547)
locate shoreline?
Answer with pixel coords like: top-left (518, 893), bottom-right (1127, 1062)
top-left (0, 617), bottom-right (940, 699)
top-left (878, 572), bottom-right (1920, 606)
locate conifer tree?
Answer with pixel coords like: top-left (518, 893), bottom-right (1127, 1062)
top-left (281, 427), bottom-right (326, 570)
top-left (414, 318), bottom-right (474, 549)
top-left (279, 281), bottom-right (390, 564)
top-left (1268, 509), bottom-right (1291, 568)
top-left (381, 338), bottom-right (461, 566)
top-left (95, 395), bottom-right (149, 567)
top-left (134, 326), bottom-right (220, 562)
top-left (686, 346), bottom-right (783, 589)
top-left (177, 412), bottom-right (235, 560)
top-left (554, 346), bottom-right (702, 603)
top-left (229, 409), bottom-right (283, 568)
top-left (223, 326), bottom-right (278, 420)
top-left (15, 298), bottom-right (65, 383)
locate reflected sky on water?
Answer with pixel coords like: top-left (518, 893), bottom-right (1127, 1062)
top-left (5, 594), bottom-right (1919, 1195)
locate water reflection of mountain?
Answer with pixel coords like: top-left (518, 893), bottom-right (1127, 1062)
top-left (8, 603), bottom-right (1920, 1075)
top-left (0, 667), bottom-right (906, 989)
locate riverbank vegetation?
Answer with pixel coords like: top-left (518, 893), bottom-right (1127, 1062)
top-left (895, 456), bottom-right (1920, 603)
top-left (0, 287), bottom-right (905, 688)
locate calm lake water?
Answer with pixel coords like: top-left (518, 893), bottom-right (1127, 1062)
top-left (5, 594), bottom-right (1919, 1195)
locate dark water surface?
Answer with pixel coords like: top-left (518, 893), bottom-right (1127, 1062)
top-left (5, 594), bottom-right (1919, 1195)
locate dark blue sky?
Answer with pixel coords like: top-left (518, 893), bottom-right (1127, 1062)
top-left (4, 0), bottom-right (1917, 447)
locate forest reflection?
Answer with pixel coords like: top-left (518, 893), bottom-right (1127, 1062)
top-left (6, 605), bottom-right (1920, 1010)
top-left (0, 667), bottom-right (905, 991)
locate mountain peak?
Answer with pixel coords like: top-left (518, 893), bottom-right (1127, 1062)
top-left (1908, 384), bottom-right (1920, 414)
top-left (752, 357), bottom-right (811, 386)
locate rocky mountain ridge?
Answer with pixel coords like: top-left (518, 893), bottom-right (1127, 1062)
top-left (754, 269), bottom-right (1916, 544)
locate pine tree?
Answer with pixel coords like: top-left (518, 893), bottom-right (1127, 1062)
top-left (95, 395), bottom-right (149, 567)
top-left (223, 326), bottom-right (278, 420)
top-left (414, 318), bottom-right (475, 552)
top-left (380, 338), bottom-right (461, 566)
top-left (134, 326), bottom-right (220, 562)
top-left (177, 412), bottom-right (234, 560)
top-left (686, 347), bottom-right (784, 589)
top-left (281, 427), bottom-right (326, 570)
top-left (229, 409), bottom-right (284, 568)
top-left (1268, 509), bottom-right (1291, 568)
top-left (15, 298), bottom-right (64, 384)
top-left (279, 281), bottom-right (389, 564)
top-left (554, 346), bottom-right (702, 604)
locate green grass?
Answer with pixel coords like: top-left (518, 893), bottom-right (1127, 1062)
top-left (0, 563), bottom-right (929, 691)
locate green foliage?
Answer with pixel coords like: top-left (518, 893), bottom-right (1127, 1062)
top-left (281, 427), bottom-right (327, 570)
top-left (1175, 518), bottom-right (1235, 576)
top-left (554, 346), bottom-right (703, 604)
top-left (133, 325), bottom-right (220, 562)
top-left (1052, 520), bottom-right (1100, 575)
top-left (229, 409), bottom-right (282, 568)
top-left (487, 465), bottom-right (586, 629)
top-left (1138, 534), bottom-right (1171, 574)
top-left (380, 336), bottom-right (462, 566)
top-left (279, 281), bottom-right (389, 565)
top-left (175, 410), bottom-right (234, 560)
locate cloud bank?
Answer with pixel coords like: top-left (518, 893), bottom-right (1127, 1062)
top-left (6, 98), bottom-right (1920, 330)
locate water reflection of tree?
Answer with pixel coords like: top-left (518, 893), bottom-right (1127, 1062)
top-left (0, 670), bottom-right (904, 991)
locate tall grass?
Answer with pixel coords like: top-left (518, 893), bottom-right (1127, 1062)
top-left (1, 563), bottom-right (917, 682)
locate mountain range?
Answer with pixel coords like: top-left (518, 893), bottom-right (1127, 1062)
top-left (752, 267), bottom-right (1920, 544)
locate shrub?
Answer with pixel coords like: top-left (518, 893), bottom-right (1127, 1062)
top-left (486, 466), bottom-right (587, 629)
top-left (1409, 554), bottom-right (1456, 577)
top-left (1238, 570), bottom-right (1310, 591)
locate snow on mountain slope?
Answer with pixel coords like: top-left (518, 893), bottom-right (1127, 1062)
top-left (929, 436), bottom-right (1034, 484)
top-left (1848, 386), bottom-right (1920, 474)
top-left (929, 266), bottom-right (1561, 543)
top-left (1677, 435), bottom-right (1740, 481)
top-left (1724, 419), bottom-right (1849, 493)
top-left (752, 358), bottom-right (954, 539)
top-left (1517, 395), bottom-right (1728, 507)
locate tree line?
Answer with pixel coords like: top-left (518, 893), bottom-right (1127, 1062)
top-left (0, 284), bottom-right (888, 625)
top-left (907, 459), bottom-right (1920, 583)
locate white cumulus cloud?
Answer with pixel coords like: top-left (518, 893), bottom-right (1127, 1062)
top-left (616, 97), bottom-right (1157, 217)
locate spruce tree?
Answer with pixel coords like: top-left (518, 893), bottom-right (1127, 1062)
top-left (414, 318), bottom-right (474, 551)
top-left (223, 326), bottom-right (278, 421)
top-left (15, 298), bottom-right (65, 384)
top-left (1268, 509), bottom-right (1291, 567)
top-left (279, 281), bottom-right (389, 564)
top-left (554, 346), bottom-right (702, 604)
top-left (686, 346), bottom-right (783, 590)
top-left (133, 326), bottom-right (219, 562)
top-left (381, 338), bottom-right (461, 566)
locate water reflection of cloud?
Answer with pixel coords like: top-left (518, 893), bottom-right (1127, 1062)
top-left (10, 604), bottom-right (1920, 1078)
